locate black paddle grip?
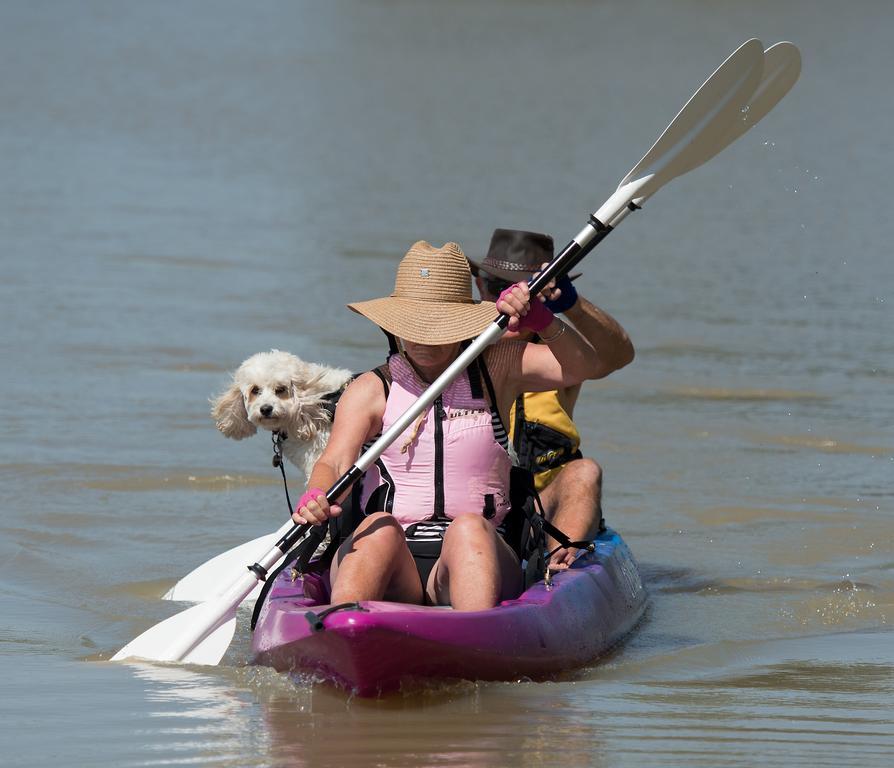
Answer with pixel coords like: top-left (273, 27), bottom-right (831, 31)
top-left (276, 465), bottom-right (364, 552)
top-left (527, 216), bottom-right (614, 295)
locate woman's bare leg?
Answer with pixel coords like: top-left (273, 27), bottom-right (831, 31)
top-left (329, 512), bottom-right (423, 604)
top-left (428, 514), bottom-right (522, 610)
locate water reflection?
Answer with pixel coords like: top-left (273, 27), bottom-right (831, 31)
top-left (252, 630), bottom-right (892, 767)
top-left (121, 662), bottom-right (270, 766)
top-left (111, 628), bottom-right (894, 768)
top-left (257, 677), bottom-right (610, 768)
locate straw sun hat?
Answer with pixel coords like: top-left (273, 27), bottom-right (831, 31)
top-left (348, 241), bottom-right (497, 345)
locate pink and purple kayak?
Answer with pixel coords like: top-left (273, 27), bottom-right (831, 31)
top-left (251, 528), bottom-right (646, 696)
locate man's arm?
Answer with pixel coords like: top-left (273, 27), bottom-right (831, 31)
top-left (562, 294), bottom-right (634, 378)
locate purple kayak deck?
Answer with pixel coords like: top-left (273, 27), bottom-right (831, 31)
top-left (251, 529), bottom-right (646, 696)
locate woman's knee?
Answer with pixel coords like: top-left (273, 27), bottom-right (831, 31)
top-left (447, 513), bottom-right (493, 534)
top-left (442, 514), bottom-right (495, 548)
top-left (332, 512), bottom-right (412, 583)
top-left (355, 510), bottom-right (398, 528)
top-left (349, 511), bottom-right (407, 551)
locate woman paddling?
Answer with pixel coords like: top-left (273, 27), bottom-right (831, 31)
top-left (292, 240), bottom-right (605, 611)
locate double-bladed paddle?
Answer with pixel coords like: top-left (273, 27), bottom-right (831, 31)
top-left (162, 40), bottom-right (801, 608)
top-left (114, 38), bottom-right (798, 665)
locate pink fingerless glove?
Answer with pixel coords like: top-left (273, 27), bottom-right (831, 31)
top-left (296, 487), bottom-right (325, 514)
top-left (498, 285), bottom-right (555, 333)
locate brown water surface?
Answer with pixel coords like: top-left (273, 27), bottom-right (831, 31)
top-left (1, 1), bottom-right (892, 766)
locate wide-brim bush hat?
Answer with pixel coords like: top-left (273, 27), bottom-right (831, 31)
top-left (468, 228), bottom-right (581, 282)
top-left (347, 240), bottom-right (497, 345)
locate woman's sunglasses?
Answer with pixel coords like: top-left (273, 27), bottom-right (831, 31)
top-left (483, 277), bottom-right (513, 298)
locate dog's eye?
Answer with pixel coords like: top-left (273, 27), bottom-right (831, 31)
top-left (275, 386), bottom-right (289, 397)
top-left (250, 386), bottom-right (261, 396)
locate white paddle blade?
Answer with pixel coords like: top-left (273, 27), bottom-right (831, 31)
top-left (114, 551), bottom-right (278, 665)
top-left (163, 520), bottom-right (295, 603)
top-left (716, 41), bottom-right (801, 149)
top-left (617, 38), bottom-right (765, 202)
top-left (112, 599), bottom-right (238, 665)
top-left (606, 41), bottom-right (800, 228)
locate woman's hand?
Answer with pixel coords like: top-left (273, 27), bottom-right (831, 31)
top-left (292, 487), bottom-right (342, 526)
top-left (497, 281), bottom-right (554, 333)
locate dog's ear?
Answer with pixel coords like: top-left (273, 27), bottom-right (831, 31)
top-left (288, 361), bottom-right (316, 397)
top-left (293, 362), bottom-right (342, 398)
top-left (211, 384), bottom-right (256, 440)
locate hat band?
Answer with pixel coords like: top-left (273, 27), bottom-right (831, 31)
top-left (483, 257), bottom-right (538, 273)
top-left (394, 288), bottom-right (474, 303)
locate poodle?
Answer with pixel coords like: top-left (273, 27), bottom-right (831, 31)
top-left (211, 350), bottom-right (353, 478)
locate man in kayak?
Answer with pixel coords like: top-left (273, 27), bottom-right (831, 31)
top-left (469, 229), bottom-right (634, 568)
top-left (292, 240), bottom-right (614, 611)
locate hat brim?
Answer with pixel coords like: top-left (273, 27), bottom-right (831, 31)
top-left (467, 256), bottom-right (582, 283)
top-left (348, 297), bottom-right (497, 345)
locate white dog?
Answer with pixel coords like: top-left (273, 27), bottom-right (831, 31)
top-left (211, 350), bottom-right (353, 478)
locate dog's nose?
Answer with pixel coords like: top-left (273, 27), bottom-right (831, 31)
top-left (260, 405), bottom-right (274, 417)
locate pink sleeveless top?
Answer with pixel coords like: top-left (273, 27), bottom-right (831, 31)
top-left (359, 354), bottom-right (513, 528)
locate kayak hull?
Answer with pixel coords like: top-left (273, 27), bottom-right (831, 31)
top-left (251, 529), bottom-right (646, 696)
